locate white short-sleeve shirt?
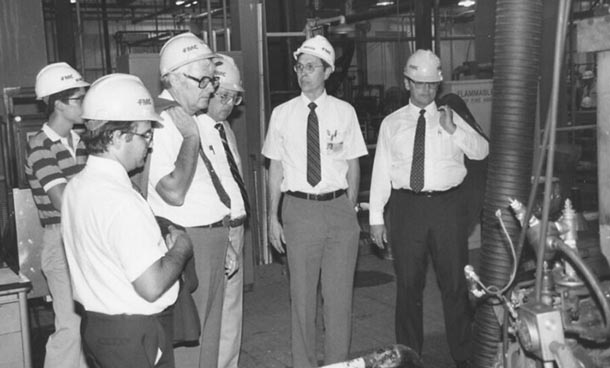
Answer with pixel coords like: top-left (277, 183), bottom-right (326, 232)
top-left (62, 156), bottom-right (179, 315)
top-left (262, 91), bottom-right (368, 193)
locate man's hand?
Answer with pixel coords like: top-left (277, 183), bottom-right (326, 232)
top-left (369, 224), bottom-right (387, 249)
top-left (438, 105), bottom-right (457, 134)
top-left (225, 244), bottom-right (238, 278)
top-left (268, 217), bottom-right (286, 254)
top-left (166, 106), bottom-right (200, 139)
top-left (165, 225), bottom-right (193, 257)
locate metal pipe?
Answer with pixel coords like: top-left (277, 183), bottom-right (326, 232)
top-left (222, 0), bottom-right (229, 50)
top-left (75, 0), bottom-right (85, 76)
top-left (100, 0), bottom-right (112, 73)
top-left (206, 0), bottom-right (212, 45)
top-left (131, 0), bottom-right (198, 24)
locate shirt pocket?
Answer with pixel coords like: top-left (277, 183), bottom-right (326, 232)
top-left (323, 128), bottom-right (347, 159)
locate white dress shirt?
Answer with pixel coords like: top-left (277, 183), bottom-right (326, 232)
top-left (369, 100), bottom-right (489, 225)
top-left (147, 90), bottom-right (244, 226)
top-left (262, 91), bottom-right (368, 193)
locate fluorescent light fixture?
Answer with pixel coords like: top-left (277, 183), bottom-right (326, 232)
top-left (192, 0), bottom-right (198, 4)
top-left (70, 0), bottom-right (76, 3)
top-left (175, 0), bottom-right (185, 5)
top-left (458, 0), bottom-right (475, 6)
top-left (376, 1), bottom-right (395, 6)
top-left (185, 3), bottom-right (192, 7)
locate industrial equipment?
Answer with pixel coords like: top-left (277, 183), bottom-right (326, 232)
top-left (466, 197), bottom-right (610, 367)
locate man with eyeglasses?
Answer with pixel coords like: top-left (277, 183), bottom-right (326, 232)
top-left (25, 62), bottom-right (89, 368)
top-left (368, 49), bottom-right (489, 368)
top-left (61, 73), bottom-right (193, 368)
top-left (203, 54), bottom-right (248, 368)
top-left (147, 32), bottom-right (242, 368)
top-left (262, 35), bottom-right (367, 368)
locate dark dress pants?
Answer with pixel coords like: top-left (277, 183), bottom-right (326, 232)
top-left (82, 308), bottom-right (174, 368)
top-left (389, 188), bottom-right (472, 362)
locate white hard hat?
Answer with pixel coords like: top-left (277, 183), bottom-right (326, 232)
top-left (81, 73), bottom-right (162, 130)
top-left (159, 32), bottom-right (216, 76)
top-left (35, 62), bottom-right (90, 100)
top-left (214, 54), bottom-right (244, 92)
top-left (404, 49), bottom-right (443, 83)
top-left (293, 35), bottom-right (336, 72)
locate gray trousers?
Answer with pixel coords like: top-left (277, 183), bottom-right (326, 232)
top-left (174, 226), bottom-right (229, 368)
top-left (282, 194), bottom-right (360, 368)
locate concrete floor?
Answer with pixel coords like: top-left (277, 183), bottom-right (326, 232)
top-left (30, 243), bottom-right (472, 368)
top-left (240, 250), bottom-right (457, 368)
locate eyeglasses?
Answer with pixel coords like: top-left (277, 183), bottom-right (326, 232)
top-left (405, 77), bottom-right (441, 89)
top-left (293, 63), bottom-right (325, 74)
top-left (214, 92), bottom-right (243, 106)
top-left (65, 95), bottom-right (85, 103)
top-left (131, 130), bottom-right (154, 144)
top-left (183, 73), bottom-right (219, 90)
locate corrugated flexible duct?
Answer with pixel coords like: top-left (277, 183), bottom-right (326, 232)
top-left (472, 0), bottom-right (543, 366)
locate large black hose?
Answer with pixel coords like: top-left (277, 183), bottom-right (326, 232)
top-left (472, 1), bottom-right (543, 367)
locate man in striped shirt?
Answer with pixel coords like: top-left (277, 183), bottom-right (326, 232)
top-left (25, 62), bottom-right (89, 368)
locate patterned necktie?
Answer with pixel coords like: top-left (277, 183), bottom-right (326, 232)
top-left (307, 102), bottom-right (321, 186)
top-left (198, 147), bottom-right (231, 209)
top-left (215, 123), bottom-right (250, 216)
top-left (410, 109), bottom-right (426, 192)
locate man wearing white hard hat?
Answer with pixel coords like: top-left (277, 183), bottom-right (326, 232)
top-left (61, 73), bottom-right (193, 368)
top-left (369, 50), bottom-right (489, 368)
top-left (262, 35), bottom-right (367, 367)
top-left (206, 54), bottom-right (249, 368)
top-left (146, 32), bottom-right (241, 368)
top-left (25, 62), bottom-right (89, 368)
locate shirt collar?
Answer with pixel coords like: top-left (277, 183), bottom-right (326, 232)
top-left (86, 155), bottom-right (132, 188)
top-left (406, 100), bottom-right (437, 116)
top-left (300, 90), bottom-right (328, 108)
top-left (42, 123), bottom-right (81, 146)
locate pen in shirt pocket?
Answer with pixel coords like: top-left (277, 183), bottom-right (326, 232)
top-left (209, 145), bottom-right (215, 154)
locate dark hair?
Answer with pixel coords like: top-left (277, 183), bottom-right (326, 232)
top-left (45, 87), bottom-right (82, 116)
top-left (82, 120), bottom-right (136, 155)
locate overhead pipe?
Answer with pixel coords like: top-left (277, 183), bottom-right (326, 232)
top-left (471, 0), bottom-right (544, 367)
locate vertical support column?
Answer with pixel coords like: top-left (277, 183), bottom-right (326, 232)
top-left (55, 0), bottom-right (76, 66)
top-left (597, 50), bottom-right (610, 260)
top-left (414, 0), bottom-right (432, 50)
top-left (231, 0), bottom-right (269, 274)
top-left (576, 16), bottom-right (610, 261)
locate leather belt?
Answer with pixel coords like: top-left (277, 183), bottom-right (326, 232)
top-left (199, 215), bottom-right (247, 228)
top-left (286, 189), bottom-right (346, 201)
top-left (397, 185), bottom-right (461, 197)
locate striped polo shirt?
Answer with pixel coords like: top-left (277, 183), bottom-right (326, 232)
top-left (25, 123), bottom-right (87, 227)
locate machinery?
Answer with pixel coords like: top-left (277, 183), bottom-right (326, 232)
top-left (466, 197), bottom-right (610, 367)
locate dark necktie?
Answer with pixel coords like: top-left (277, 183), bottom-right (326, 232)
top-left (410, 109), bottom-right (426, 192)
top-left (307, 102), bottom-right (321, 187)
top-left (198, 147), bottom-right (231, 209)
top-left (215, 123), bottom-right (250, 216)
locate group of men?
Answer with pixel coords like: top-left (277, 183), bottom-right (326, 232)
top-left (25, 30), bottom-right (488, 368)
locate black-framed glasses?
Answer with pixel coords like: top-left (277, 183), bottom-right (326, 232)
top-left (293, 63), bottom-right (325, 74)
top-left (405, 76), bottom-right (441, 89)
top-left (214, 92), bottom-right (243, 106)
top-left (131, 130), bottom-right (154, 144)
top-left (65, 95), bottom-right (85, 103)
top-left (183, 73), bottom-right (219, 90)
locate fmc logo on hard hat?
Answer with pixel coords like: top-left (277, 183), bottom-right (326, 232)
top-left (321, 47), bottom-right (331, 55)
top-left (137, 98), bottom-right (152, 106)
top-left (183, 44), bottom-right (199, 53)
top-left (61, 74), bottom-right (75, 81)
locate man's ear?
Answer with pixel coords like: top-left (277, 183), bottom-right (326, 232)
top-left (404, 78), bottom-right (411, 92)
top-left (54, 99), bottom-right (67, 112)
